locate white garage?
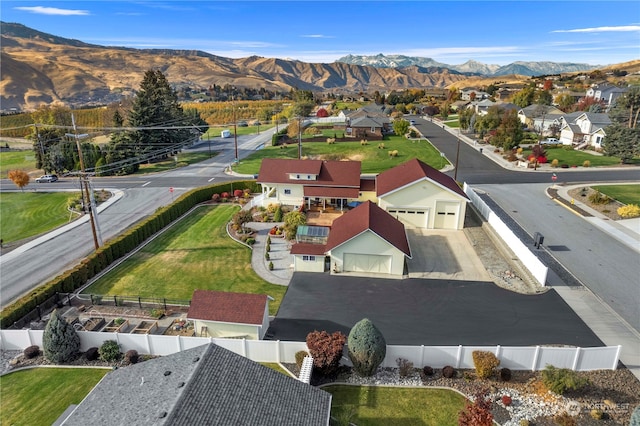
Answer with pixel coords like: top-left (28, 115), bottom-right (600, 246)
top-left (434, 201), bottom-right (460, 229)
top-left (343, 253), bottom-right (392, 274)
top-left (386, 208), bottom-right (428, 228)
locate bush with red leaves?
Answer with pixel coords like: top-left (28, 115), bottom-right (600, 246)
top-left (501, 395), bottom-right (512, 406)
top-left (233, 189), bottom-right (244, 198)
top-left (305, 330), bottom-right (346, 376)
top-left (458, 389), bottom-right (494, 426)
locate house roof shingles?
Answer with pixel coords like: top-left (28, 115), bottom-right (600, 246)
top-left (375, 158), bottom-right (469, 201)
top-left (325, 201), bottom-right (411, 257)
top-left (258, 159), bottom-right (361, 189)
top-left (187, 290), bottom-right (267, 325)
top-left (62, 343), bottom-right (331, 426)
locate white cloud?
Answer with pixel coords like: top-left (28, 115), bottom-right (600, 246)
top-left (300, 34), bottom-right (335, 39)
top-left (14, 6), bottom-right (89, 16)
top-left (552, 25), bottom-right (640, 33)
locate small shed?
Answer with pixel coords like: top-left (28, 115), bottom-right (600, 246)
top-left (296, 225), bottom-right (329, 244)
top-left (187, 290), bottom-right (270, 339)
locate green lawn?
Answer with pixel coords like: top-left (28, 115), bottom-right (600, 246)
top-left (232, 135), bottom-right (447, 175)
top-left (0, 192), bottom-right (80, 243)
top-left (83, 204), bottom-right (286, 315)
top-left (592, 184), bottom-right (640, 205)
top-left (529, 146), bottom-right (625, 167)
top-left (135, 151), bottom-right (214, 174)
top-left (0, 368), bottom-right (109, 426)
top-left (202, 124), bottom-right (274, 139)
top-left (324, 385), bottom-right (466, 426)
top-left (0, 150), bottom-right (38, 178)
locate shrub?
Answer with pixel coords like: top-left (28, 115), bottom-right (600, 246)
top-left (347, 318), bottom-right (386, 377)
top-left (233, 189), bottom-right (244, 198)
top-left (125, 349), bottom-right (139, 365)
top-left (590, 409), bottom-right (604, 420)
top-left (305, 330), bottom-right (346, 376)
top-left (266, 235), bottom-right (271, 245)
top-left (618, 204), bottom-right (640, 218)
top-left (472, 350), bottom-right (500, 379)
top-left (422, 366), bottom-right (434, 376)
top-left (273, 205), bottom-right (283, 222)
top-left (43, 309), bottom-right (81, 363)
top-left (583, 160), bottom-right (591, 167)
top-left (211, 193), bottom-right (220, 202)
top-left (554, 412), bottom-right (577, 426)
top-left (85, 347), bottom-right (99, 361)
top-left (268, 261), bottom-right (274, 270)
top-left (442, 365), bottom-right (455, 378)
top-left (458, 388), bottom-right (493, 426)
top-left (378, 143), bottom-right (385, 149)
top-left (519, 420), bottom-right (530, 426)
top-left (360, 139), bottom-right (368, 146)
top-left (265, 252), bottom-right (270, 261)
top-left (266, 243), bottom-right (271, 252)
top-left (500, 367), bottom-right (512, 382)
top-left (630, 405), bottom-right (640, 426)
top-left (501, 395), bottom-right (512, 406)
top-left (541, 365), bottom-right (588, 395)
top-left (551, 159), bottom-right (559, 167)
top-left (588, 191), bottom-right (610, 205)
top-left (99, 340), bottom-right (121, 362)
top-left (245, 237), bottom-right (255, 245)
top-left (23, 345), bottom-right (40, 359)
top-left (396, 358), bottom-right (414, 378)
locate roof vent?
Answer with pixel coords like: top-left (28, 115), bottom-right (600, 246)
top-left (164, 371), bottom-right (172, 376)
top-left (178, 382), bottom-right (185, 388)
top-left (193, 357), bottom-right (200, 363)
top-left (159, 411), bottom-right (167, 418)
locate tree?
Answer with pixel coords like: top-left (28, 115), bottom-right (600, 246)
top-left (458, 107), bottom-right (474, 132)
top-left (283, 210), bottom-right (306, 239)
top-left (393, 119), bottom-right (410, 136)
top-left (347, 318), bottom-right (386, 377)
top-left (603, 123), bottom-right (640, 163)
top-left (43, 309), bottom-right (80, 363)
top-left (232, 209), bottom-right (253, 232)
top-left (556, 93), bottom-right (576, 112)
top-left (576, 96), bottom-right (605, 112)
top-left (492, 109), bottom-right (524, 151)
top-left (608, 86), bottom-right (640, 128)
top-left (306, 330), bottom-right (346, 376)
top-left (535, 90), bottom-right (553, 106)
top-left (511, 87), bottom-right (535, 108)
top-left (8, 170), bottom-right (30, 191)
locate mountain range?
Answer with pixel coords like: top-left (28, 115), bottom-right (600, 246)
top-left (0, 22), bottom-right (633, 111)
top-left (335, 54), bottom-right (600, 76)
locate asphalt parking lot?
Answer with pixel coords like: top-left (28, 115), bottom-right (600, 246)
top-left (267, 272), bottom-right (603, 347)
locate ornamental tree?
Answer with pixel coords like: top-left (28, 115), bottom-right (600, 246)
top-left (306, 330), bottom-right (346, 376)
top-left (43, 309), bottom-right (80, 363)
top-left (347, 318), bottom-right (386, 377)
top-left (8, 170), bottom-right (30, 191)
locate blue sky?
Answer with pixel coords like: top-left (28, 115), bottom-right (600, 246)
top-left (2, 1), bottom-right (639, 66)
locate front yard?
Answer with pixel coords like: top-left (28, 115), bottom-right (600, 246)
top-left (83, 204), bottom-right (286, 315)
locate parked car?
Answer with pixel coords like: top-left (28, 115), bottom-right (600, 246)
top-left (541, 138), bottom-right (559, 144)
top-left (410, 120), bottom-right (416, 125)
top-left (35, 174), bottom-right (58, 183)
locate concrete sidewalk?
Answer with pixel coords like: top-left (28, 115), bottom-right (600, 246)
top-left (248, 222), bottom-right (292, 287)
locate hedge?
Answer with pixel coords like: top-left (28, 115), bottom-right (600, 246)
top-left (0, 180), bottom-right (259, 329)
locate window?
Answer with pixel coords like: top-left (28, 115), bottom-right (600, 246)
top-left (302, 255), bottom-right (316, 261)
top-left (284, 189), bottom-right (291, 195)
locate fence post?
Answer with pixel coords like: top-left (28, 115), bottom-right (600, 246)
top-left (613, 346), bottom-right (622, 370)
top-left (138, 297), bottom-right (142, 309)
top-left (495, 345), bottom-right (501, 359)
top-left (113, 295), bottom-right (117, 306)
top-left (532, 346), bottom-right (541, 371)
top-left (420, 345), bottom-right (425, 367)
top-left (145, 333), bottom-right (151, 355)
top-left (36, 305), bottom-right (41, 321)
top-left (277, 340), bottom-right (281, 363)
top-left (571, 347), bottom-right (581, 371)
top-left (242, 338), bottom-right (247, 357)
top-left (456, 345), bottom-right (463, 368)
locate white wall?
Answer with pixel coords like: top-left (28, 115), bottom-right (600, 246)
top-left (329, 230), bottom-right (405, 276)
top-left (0, 329), bottom-right (620, 371)
top-left (293, 254), bottom-right (325, 272)
top-left (464, 183), bottom-right (548, 286)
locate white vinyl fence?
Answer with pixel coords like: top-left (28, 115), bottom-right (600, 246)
top-left (464, 183), bottom-right (549, 285)
top-left (0, 329), bottom-right (620, 372)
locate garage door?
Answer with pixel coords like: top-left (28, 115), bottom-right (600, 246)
top-left (434, 201), bottom-right (459, 229)
top-left (343, 253), bottom-right (391, 274)
top-left (387, 208), bottom-right (428, 228)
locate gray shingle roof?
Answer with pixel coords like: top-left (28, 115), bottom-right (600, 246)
top-left (61, 344), bottom-right (331, 426)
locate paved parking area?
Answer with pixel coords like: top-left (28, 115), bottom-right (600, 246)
top-left (267, 272), bottom-right (603, 347)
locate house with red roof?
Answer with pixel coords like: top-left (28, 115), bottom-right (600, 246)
top-left (187, 290), bottom-right (270, 339)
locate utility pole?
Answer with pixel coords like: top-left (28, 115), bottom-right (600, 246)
top-left (232, 89), bottom-right (238, 163)
top-left (298, 116), bottom-right (302, 159)
top-left (71, 113), bottom-right (102, 250)
top-left (454, 134), bottom-right (461, 181)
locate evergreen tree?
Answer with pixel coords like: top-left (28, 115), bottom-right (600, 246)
top-left (347, 318), bottom-right (386, 377)
top-left (43, 309), bottom-right (80, 363)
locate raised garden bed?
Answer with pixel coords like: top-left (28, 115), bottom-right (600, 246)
top-left (130, 320), bottom-right (158, 335)
top-left (163, 319), bottom-right (195, 337)
top-left (102, 318), bottom-right (129, 333)
top-left (78, 317), bottom-right (106, 332)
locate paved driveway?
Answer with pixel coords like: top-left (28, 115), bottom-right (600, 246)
top-left (406, 229), bottom-right (491, 281)
top-left (268, 272), bottom-right (603, 347)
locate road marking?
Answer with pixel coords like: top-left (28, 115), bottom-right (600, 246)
top-left (141, 181), bottom-right (151, 187)
top-left (208, 177), bottom-right (216, 182)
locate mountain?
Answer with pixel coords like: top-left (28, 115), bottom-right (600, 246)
top-left (0, 22), bottom-right (473, 111)
top-left (336, 54), bottom-right (599, 76)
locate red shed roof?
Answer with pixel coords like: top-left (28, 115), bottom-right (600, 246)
top-left (376, 158), bottom-right (468, 200)
top-left (290, 242), bottom-right (327, 255)
top-left (325, 201), bottom-right (411, 257)
top-left (187, 290), bottom-right (267, 325)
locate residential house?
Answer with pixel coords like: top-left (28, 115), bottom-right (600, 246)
top-left (517, 105), bottom-right (564, 133)
top-left (461, 89), bottom-right (490, 101)
top-left (559, 112), bottom-right (611, 149)
top-left (586, 83), bottom-right (628, 107)
top-left (59, 343), bottom-right (332, 426)
top-left (187, 290), bottom-right (270, 339)
top-left (470, 99), bottom-right (496, 116)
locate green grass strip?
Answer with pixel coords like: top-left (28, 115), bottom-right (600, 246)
top-left (0, 192), bottom-right (80, 243)
top-left (84, 204), bottom-right (286, 315)
top-left (592, 184), bottom-right (640, 205)
top-left (1, 367), bottom-right (109, 426)
top-left (0, 150), bottom-right (38, 178)
top-left (324, 385), bottom-right (466, 426)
